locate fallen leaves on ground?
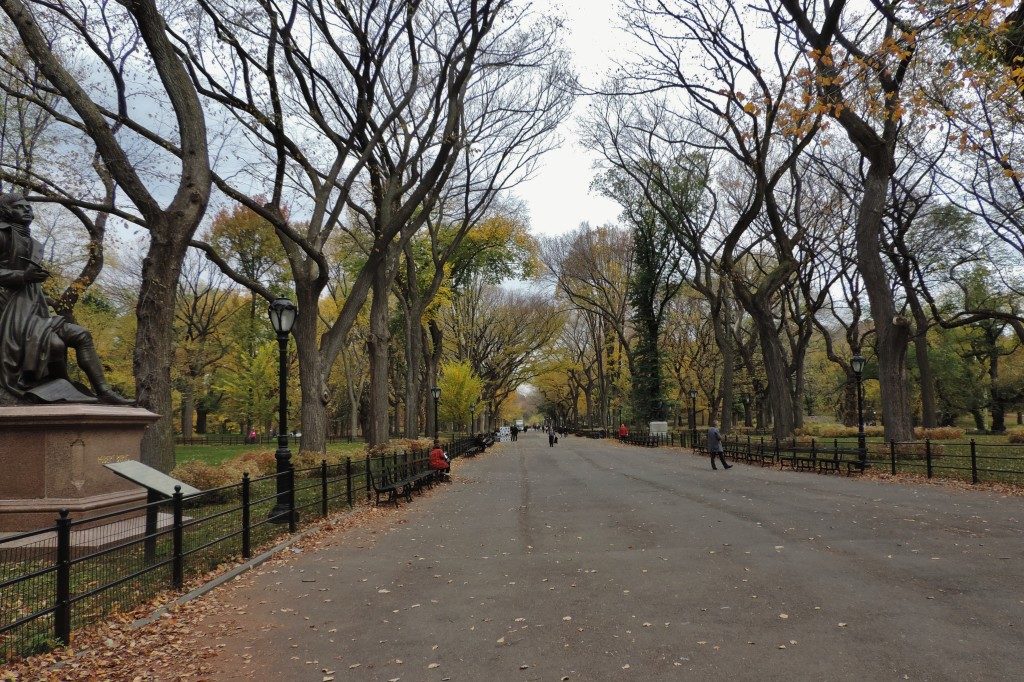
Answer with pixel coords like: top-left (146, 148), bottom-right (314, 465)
top-left (1, 487), bottom-right (452, 680)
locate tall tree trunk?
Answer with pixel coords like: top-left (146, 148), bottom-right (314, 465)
top-left (748, 305), bottom-right (794, 439)
top-left (403, 309), bottom-right (423, 438)
top-left (343, 347), bottom-right (360, 440)
top-left (914, 331), bottom-right (937, 428)
top-left (792, 352), bottom-right (806, 431)
top-left (180, 384), bottom-right (194, 441)
top-left (196, 406), bottom-right (208, 434)
top-left (136, 242), bottom-right (188, 472)
top-left (712, 311), bottom-right (734, 433)
top-left (857, 165), bottom-right (914, 441)
top-left (425, 321), bottom-right (442, 438)
top-left (294, 281), bottom-right (327, 454)
top-left (905, 291), bottom-right (938, 428)
top-left (990, 350), bottom-right (1006, 432)
top-left (367, 262), bottom-right (392, 446)
top-left (971, 408), bottom-right (985, 432)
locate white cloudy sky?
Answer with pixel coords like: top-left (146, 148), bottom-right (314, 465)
top-left (514, 0), bottom-right (626, 236)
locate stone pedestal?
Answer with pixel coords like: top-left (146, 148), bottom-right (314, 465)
top-left (0, 405), bottom-right (160, 531)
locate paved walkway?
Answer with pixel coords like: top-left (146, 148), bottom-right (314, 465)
top-left (195, 431), bottom-right (1022, 681)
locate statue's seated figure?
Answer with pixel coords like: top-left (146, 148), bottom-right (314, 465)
top-left (0, 193), bottom-right (132, 405)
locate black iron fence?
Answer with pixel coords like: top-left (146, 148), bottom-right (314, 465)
top-left (0, 438), bottom-right (477, 663)
top-left (615, 431), bottom-right (1024, 485)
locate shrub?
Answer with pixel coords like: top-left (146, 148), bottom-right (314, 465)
top-left (291, 449), bottom-right (343, 471)
top-left (795, 422), bottom-right (884, 438)
top-left (237, 450), bottom-right (277, 475)
top-left (913, 427), bottom-right (964, 440)
top-left (1007, 428), bottom-right (1024, 444)
top-left (170, 460), bottom-right (245, 501)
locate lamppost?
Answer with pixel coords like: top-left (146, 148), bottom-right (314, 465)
top-left (431, 386), bottom-right (441, 440)
top-left (469, 401), bottom-right (476, 436)
top-left (689, 388), bottom-right (698, 446)
top-left (267, 298), bottom-right (297, 524)
top-left (741, 394), bottom-right (751, 428)
top-left (852, 353), bottom-right (867, 470)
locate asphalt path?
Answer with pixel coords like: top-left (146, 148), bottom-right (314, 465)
top-left (199, 430), bottom-right (1023, 681)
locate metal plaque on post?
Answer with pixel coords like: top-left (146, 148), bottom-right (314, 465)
top-left (105, 461), bottom-right (200, 498)
top-left (104, 461), bottom-right (201, 563)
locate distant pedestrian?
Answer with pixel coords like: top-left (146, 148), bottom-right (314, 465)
top-left (511, 424), bottom-right (519, 442)
top-left (618, 423), bottom-right (629, 439)
top-left (707, 421), bottom-right (731, 470)
top-left (548, 425), bottom-right (556, 447)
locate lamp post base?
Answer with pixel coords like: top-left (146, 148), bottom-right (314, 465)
top-left (267, 503), bottom-right (297, 524)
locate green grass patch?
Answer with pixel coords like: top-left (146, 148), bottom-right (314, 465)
top-left (175, 440), bottom-right (367, 467)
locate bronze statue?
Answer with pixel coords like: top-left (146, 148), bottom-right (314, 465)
top-left (0, 194), bottom-right (132, 405)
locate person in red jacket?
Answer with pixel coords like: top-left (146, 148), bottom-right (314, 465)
top-left (429, 439), bottom-right (450, 480)
top-left (618, 423), bottom-right (629, 439)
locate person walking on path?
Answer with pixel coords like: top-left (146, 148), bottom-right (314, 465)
top-left (618, 423), bottom-right (629, 439)
top-left (547, 425), bottom-right (556, 447)
top-left (707, 422), bottom-right (731, 470)
top-left (511, 424), bottom-right (519, 442)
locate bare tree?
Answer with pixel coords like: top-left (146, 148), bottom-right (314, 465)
top-left (179, 0), bottom-right (564, 448)
top-left (0, 0), bottom-right (213, 470)
top-left (776, 0), bottom-right (932, 441)
top-left (541, 224), bottom-right (633, 428)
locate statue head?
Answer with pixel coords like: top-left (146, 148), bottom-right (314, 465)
top-left (0, 193), bottom-right (33, 225)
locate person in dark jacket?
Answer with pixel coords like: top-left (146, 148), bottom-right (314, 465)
top-left (707, 422), bottom-right (731, 470)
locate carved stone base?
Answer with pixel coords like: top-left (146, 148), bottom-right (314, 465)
top-left (0, 405), bottom-right (160, 531)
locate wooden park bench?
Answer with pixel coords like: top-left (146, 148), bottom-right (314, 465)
top-left (368, 464), bottom-right (413, 506)
top-left (778, 442), bottom-right (818, 472)
top-left (748, 440), bottom-right (776, 466)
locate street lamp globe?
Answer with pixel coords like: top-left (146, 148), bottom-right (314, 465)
top-left (268, 298), bottom-right (298, 335)
top-left (851, 354), bottom-right (866, 375)
top-left (431, 386), bottom-right (441, 401)
top-left (689, 388), bottom-right (698, 400)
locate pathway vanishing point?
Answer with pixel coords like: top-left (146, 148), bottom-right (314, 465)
top-left (191, 430), bottom-right (1022, 681)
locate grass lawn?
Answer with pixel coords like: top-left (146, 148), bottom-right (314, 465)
top-left (175, 440), bottom-right (368, 467)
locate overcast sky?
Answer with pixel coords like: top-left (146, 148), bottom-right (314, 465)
top-left (515, 0), bottom-right (626, 237)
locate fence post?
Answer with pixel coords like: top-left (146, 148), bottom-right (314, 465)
top-left (925, 439), bottom-right (933, 479)
top-left (321, 459), bottom-right (328, 517)
top-left (365, 454), bottom-right (371, 502)
top-left (890, 440), bottom-right (897, 475)
top-left (288, 467), bottom-right (297, 533)
top-left (970, 438), bottom-right (978, 484)
top-left (241, 472), bottom-right (251, 559)
top-left (172, 486), bottom-right (184, 589)
top-left (346, 457), bottom-right (353, 507)
top-left (55, 509), bottom-right (71, 645)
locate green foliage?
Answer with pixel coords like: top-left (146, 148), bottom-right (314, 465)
top-left (593, 158), bottom-right (702, 424)
top-left (214, 342), bottom-right (281, 432)
top-left (437, 360), bottom-right (483, 428)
